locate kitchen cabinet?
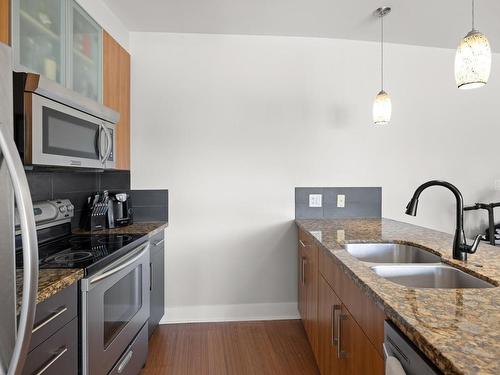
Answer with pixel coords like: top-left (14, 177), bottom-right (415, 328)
top-left (1, 0), bottom-right (9, 45)
top-left (149, 231), bottom-right (165, 337)
top-left (298, 228), bottom-right (385, 375)
top-left (298, 231), bottom-right (318, 359)
top-left (103, 31), bottom-right (130, 170)
top-left (23, 284), bottom-right (78, 375)
top-left (11, 0), bottom-right (102, 101)
top-left (318, 275), bottom-right (342, 375)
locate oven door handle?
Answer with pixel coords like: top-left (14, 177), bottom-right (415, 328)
top-left (88, 243), bottom-right (149, 285)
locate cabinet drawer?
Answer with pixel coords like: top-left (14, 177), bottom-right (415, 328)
top-left (109, 323), bottom-right (148, 375)
top-left (30, 283), bottom-right (78, 351)
top-left (150, 231), bottom-right (165, 249)
top-left (23, 318), bottom-right (78, 375)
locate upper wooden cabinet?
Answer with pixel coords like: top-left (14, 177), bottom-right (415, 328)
top-left (11, 0), bottom-right (103, 101)
top-left (0, 0), bottom-right (9, 45)
top-left (103, 31), bottom-right (130, 170)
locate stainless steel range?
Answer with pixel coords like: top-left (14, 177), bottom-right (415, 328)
top-left (16, 199), bottom-right (150, 375)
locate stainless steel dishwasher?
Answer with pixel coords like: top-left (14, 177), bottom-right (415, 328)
top-left (383, 321), bottom-right (441, 375)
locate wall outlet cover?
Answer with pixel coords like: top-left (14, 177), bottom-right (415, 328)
top-left (309, 194), bottom-right (322, 208)
top-left (495, 180), bottom-right (500, 191)
top-left (337, 230), bottom-right (345, 241)
top-left (337, 194), bottom-right (346, 208)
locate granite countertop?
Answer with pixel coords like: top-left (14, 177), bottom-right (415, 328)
top-left (74, 221), bottom-right (168, 237)
top-left (16, 268), bottom-right (83, 314)
top-left (296, 218), bottom-right (500, 375)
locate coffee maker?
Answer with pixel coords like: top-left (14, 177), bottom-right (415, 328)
top-left (107, 192), bottom-right (133, 228)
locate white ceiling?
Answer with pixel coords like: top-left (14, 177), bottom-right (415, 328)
top-left (104, 0), bottom-right (500, 51)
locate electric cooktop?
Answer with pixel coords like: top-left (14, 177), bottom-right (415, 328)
top-left (16, 231), bottom-right (145, 275)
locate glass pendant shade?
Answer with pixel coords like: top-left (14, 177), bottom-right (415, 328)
top-left (373, 90), bottom-right (392, 125)
top-left (455, 30), bottom-right (492, 89)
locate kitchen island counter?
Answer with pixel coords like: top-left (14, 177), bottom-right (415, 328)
top-left (296, 218), bottom-right (500, 375)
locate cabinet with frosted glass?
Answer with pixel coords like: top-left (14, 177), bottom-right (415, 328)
top-left (12, 0), bottom-right (102, 101)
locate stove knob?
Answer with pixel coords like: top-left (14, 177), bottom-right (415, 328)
top-left (67, 204), bottom-right (74, 212)
top-left (59, 206), bottom-right (67, 213)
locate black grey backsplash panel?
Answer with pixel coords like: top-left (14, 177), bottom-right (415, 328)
top-left (26, 170), bottom-right (130, 228)
top-left (295, 187), bottom-right (382, 219)
top-left (130, 190), bottom-right (169, 223)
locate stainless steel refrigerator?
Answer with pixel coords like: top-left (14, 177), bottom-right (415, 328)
top-left (0, 42), bottom-right (38, 375)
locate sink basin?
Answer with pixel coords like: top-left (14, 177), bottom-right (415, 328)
top-left (371, 264), bottom-right (495, 289)
top-left (344, 243), bottom-right (441, 264)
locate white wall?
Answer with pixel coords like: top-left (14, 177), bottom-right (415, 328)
top-left (130, 32), bottom-right (500, 323)
top-left (76, 0), bottom-right (129, 50)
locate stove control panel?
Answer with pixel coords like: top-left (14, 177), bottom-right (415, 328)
top-left (15, 199), bottom-right (74, 228)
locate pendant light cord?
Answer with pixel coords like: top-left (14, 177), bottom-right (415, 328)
top-left (472, 0), bottom-right (475, 30)
top-left (381, 13), bottom-right (384, 91)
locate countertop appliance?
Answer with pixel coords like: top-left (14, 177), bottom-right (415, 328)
top-left (108, 192), bottom-right (133, 228)
top-left (13, 71), bottom-right (119, 169)
top-left (16, 199), bottom-right (150, 375)
top-left (0, 42), bottom-right (39, 374)
top-left (383, 321), bottom-right (439, 375)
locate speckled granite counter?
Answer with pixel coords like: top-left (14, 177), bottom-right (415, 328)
top-left (74, 222), bottom-right (167, 237)
top-left (16, 268), bottom-right (83, 314)
top-left (296, 218), bottom-right (500, 375)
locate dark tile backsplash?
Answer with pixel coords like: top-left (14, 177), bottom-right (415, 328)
top-left (130, 190), bottom-right (169, 223)
top-left (295, 187), bottom-right (382, 219)
top-left (27, 170), bottom-right (131, 228)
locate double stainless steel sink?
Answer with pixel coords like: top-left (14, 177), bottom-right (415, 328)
top-left (343, 243), bottom-right (494, 289)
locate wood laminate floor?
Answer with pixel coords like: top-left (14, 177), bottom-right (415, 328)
top-left (141, 320), bottom-right (320, 375)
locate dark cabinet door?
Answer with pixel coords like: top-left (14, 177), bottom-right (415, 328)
top-left (149, 232), bottom-right (165, 337)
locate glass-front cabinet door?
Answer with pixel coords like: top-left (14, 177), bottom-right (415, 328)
top-left (15, 0), bottom-right (66, 85)
top-left (12, 0), bottom-right (103, 102)
top-left (71, 2), bottom-right (102, 102)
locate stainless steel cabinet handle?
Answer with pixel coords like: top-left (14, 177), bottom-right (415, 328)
top-left (331, 304), bottom-right (341, 346)
top-left (32, 307), bottom-right (68, 333)
top-left (34, 347), bottom-right (68, 375)
top-left (89, 243), bottom-right (149, 285)
top-left (150, 262), bottom-right (153, 291)
top-left (117, 350), bottom-right (133, 374)
top-left (0, 124), bottom-right (38, 375)
top-left (153, 239), bottom-right (165, 247)
top-left (337, 312), bottom-right (347, 359)
top-left (299, 240), bottom-right (306, 248)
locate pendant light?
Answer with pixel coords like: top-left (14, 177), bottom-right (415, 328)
top-left (373, 7), bottom-right (392, 126)
top-left (455, 0), bottom-right (491, 89)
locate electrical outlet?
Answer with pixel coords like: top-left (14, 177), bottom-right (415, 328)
top-left (309, 194), bottom-right (322, 208)
top-left (337, 230), bottom-right (345, 241)
top-left (310, 231), bottom-right (322, 242)
top-left (337, 194), bottom-right (346, 208)
top-left (495, 180), bottom-right (500, 191)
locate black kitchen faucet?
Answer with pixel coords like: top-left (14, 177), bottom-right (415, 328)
top-left (405, 180), bottom-right (482, 261)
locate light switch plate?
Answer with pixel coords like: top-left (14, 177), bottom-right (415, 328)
top-left (495, 180), bottom-right (500, 191)
top-left (337, 230), bottom-right (345, 241)
top-left (309, 194), bottom-right (322, 208)
top-left (337, 194), bottom-right (346, 208)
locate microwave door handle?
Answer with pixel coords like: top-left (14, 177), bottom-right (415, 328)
top-left (0, 124), bottom-right (38, 375)
top-left (103, 126), bottom-right (112, 162)
top-left (98, 124), bottom-right (106, 164)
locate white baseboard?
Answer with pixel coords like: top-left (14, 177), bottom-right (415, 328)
top-left (159, 302), bottom-right (299, 324)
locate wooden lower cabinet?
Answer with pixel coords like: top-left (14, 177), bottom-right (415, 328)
top-left (298, 229), bottom-right (385, 375)
top-left (340, 304), bottom-right (384, 375)
top-left (298, 232), bottom-right (319, 359)
top-left (318, 275), bottom-right (342, 375)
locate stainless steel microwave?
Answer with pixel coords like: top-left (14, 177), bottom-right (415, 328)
top-left (13, 72), bottom-right (119, 169)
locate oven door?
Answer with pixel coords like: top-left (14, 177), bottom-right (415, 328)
top-left (30, 93), bottom-right (116, 169)
top-left (81, 242), bottom-right (150, 375)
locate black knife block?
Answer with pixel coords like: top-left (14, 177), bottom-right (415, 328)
top-left (83, 202), bottom-right (108, 231)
